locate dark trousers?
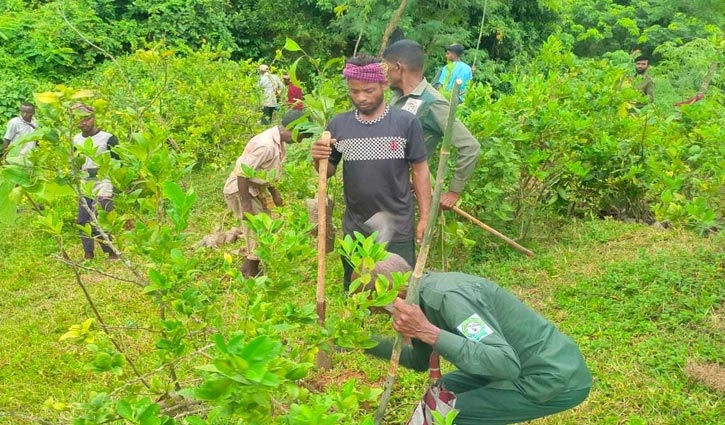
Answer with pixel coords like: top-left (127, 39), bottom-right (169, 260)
top-left (342, 238), bottom-right (416, 291)
top-left (261, 106), bottom-right (276, 124)
top-left (78, 196), bottom-right (115, 256)
top-left (439, 371), bottom-right (590, 425)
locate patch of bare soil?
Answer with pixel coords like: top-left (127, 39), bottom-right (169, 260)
top-left (193, 227), bottom-right (243, 248)
top-left (304, 368), bottom-right (380, 392)
top-left (684, 360), bottom-right (725, 393)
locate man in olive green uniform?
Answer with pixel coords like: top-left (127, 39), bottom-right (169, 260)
top-left (383, 39), bottom-right (480, 210)
top-left (367, 254), bottom-right (592, 424)
top-left (634, 55), bottom-right (655, 105)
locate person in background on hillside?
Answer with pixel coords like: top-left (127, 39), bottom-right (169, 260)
top-left (223, 109), bottom-right (306, 278)
top-left (258, 64), bottom-right (285, 124)
top-left (383, 39), bottom-right (480, 210)
top-left (433, 43), bottom-right (473, 101)
top-left (310, 53), bottom-right (432, 291)
top-left (2, 102), bottom-right (39, 164)
top-left (634, 55), bottom-right (655, 105)
top-left (364, 253), bottom-right (593, 425)
top-left (72, 104), bottom-right (120, 260)
top-left (283, 73), bottom-right (304, 110)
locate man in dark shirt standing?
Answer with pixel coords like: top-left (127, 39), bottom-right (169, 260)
top-left (311, 54), bottom-right (432, 290)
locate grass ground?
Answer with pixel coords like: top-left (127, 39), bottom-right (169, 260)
top-left (0, 166), bottom-right (722, 424)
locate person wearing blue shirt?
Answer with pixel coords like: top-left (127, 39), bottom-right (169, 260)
top-left (434, 43), bottom-right (473, 101)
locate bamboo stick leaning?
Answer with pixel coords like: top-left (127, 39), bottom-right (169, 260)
top-left (374, 80), bottom-right (463, 424)
top-left (452, 206), bottom-right (534, 257)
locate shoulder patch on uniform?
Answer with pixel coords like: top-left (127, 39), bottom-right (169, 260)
top-left (401, 98), bottom-right (423, 115)
top-left (457, 313), bottom-right (493, 342)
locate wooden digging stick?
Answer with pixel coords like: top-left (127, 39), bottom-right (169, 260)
top-left (452, 206), bottom-right (534, 257)
top-left (315, 131), bottom-right (332, 369)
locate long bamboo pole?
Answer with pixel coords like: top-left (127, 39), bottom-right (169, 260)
top-left (452, 206), bottom-right (534, 257)
top-left (374, 80), bottom-right (463, 424)
top-left (316, 131), bottom-right (332, 369)
top-left (472, 0), bottom-right (489, 71)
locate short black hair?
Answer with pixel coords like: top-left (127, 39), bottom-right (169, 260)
top-left (21, 102), bottom-right (34, 109)
top-left (383, 39), bottom-right (425, 73)
top-left (346, 53), bottom-right (382, 67)
top-left (281, 109), bottom-right (306, 128)
top-left (635, 55), bottom-right (649, 63)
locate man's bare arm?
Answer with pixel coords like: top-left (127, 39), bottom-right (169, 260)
top-left (411, 160), bottom-right (432, 243)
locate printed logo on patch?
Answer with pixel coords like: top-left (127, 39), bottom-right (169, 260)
top-left (457, 313), bottom-right (493, 341)
top-left (402, 98), bottom-right (423, 115)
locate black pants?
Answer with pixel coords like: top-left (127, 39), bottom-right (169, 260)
top-left (261, 106), bottom-right (276, 124)
top-left (342, 238), bottom-right (416, 291)
top-left (77, 196), bottom-right (115, 256)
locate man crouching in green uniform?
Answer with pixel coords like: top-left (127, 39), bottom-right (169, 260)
top-left (365, 254), bottom-right (592, 424)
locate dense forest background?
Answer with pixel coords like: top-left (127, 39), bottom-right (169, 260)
top-left (2, 0), bottom-right (723, 231)
top-left (0, 1), bottom-right (723, 424)
top-left (2, 0), bottom-right (724, 106)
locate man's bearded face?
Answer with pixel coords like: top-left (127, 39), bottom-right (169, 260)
top-left (347, 79), bottom-right (386, 116)
top-left (635, 60), bottom-right (649, 75)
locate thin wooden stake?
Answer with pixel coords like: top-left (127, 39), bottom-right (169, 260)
top-left (374, 81), bottom-right (463, 424)
top-left (472, 0), bottom-right (489, 71)
top-left (316, 131), bottom-right (333, 369)
top-left (452, 206), bottom-right (534, 257)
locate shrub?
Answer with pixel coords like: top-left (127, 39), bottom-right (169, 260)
top-left (86, 44), bottom-right (264, 168)
top-left (462, 35), bottom-right (724, 235)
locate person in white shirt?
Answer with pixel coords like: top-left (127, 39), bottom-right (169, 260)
top-left (258, 64), bottom-right (284, 124)
top-left (72, 104), bottom-right (120, 260)
top-left (2, 102), bottom-right (39, 163)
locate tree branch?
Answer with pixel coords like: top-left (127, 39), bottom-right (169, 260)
top-left (378, 0), bottom-right (411, 55)
top-left (60, 248), bottom-right (152, 389)
top-left (53, 253), bottom-right (142, 286)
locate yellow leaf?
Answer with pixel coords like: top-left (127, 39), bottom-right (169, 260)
top-left (71, 89), bottom-right (95, 99)
top-left (334, 5), bottom-right (348, 17)
top-left (59, 324), bottom-right (81, 341)
top-left (59, 318), bottom-right (94, 341)
top-left (81, 318), bottom-right (95, 333)
top-left (91, 99), bottom-right (109, 113)
top-left (36, 91), bottom-right (60, 104)
top-left (137, 50), bottom-right (157, 63)
top-left (44, 397), bottom-right (69, 411)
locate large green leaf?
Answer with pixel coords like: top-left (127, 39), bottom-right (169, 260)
top-left (0, 181), bottom-right (17, 224)
top-left (1, 165), bottom-right (31, 187)
top-left (284, 38), bottom-right (302, 52)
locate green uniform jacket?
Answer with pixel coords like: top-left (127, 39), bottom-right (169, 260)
top-left (370, 272), bottom-right (592, 403)
top-left (390, 79), bottom-right (480, 193)
top-left (637, 73), bottom-right (655, 103)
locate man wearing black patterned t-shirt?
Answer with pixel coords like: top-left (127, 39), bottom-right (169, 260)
top-left (311, 54), bottom-right (432, 290)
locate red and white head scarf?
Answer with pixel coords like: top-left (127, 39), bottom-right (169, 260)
top-left (342, 62), bottom-right (387, 83)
